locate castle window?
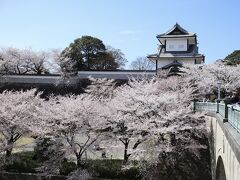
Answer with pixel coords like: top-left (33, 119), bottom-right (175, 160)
top-left (178, 44), bottom-right (184, 49)
top-left (166, 39), bottom-right (187, 51)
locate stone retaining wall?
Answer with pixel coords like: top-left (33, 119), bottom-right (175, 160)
top-left (0, 172), bottom-right (66, 180)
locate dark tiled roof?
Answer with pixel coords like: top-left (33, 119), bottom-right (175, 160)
top-left (161, 61), bottom-right (182, 69)
top-left (157, 23), bottom-right (195, 38)
top-left (166, 23), bottom-right (188, 34)
top-left (158, 53), bottom-right (204, 58)
top-left (162, 44), bottom-right (197, 53)
top-left (159, 44), bottom-right (202, 58)
top-left (78, 70), bottom-right (155, 80)
top-left (147, 54), bottom-right (158, 59)
top-left (157, 34), bottom-right (196, 38)
top-left (0, 70), bottom-right (156, 84)
top-left (148, 45), bottom-right (204, 59)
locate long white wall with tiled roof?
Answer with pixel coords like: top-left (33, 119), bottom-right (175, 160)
top-left (0, 71), bottom-right (155, 85)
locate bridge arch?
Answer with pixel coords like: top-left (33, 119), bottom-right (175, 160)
top-left (216, 156), bottom-right (226, 180)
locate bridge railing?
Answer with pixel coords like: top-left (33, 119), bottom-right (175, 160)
top-left (228, 105), bottom-right (240, 133)
top-left (219, 103), bottom-right (225, 117)
top-left (195, 102), bottom-right (217, 112)
top-left (194, 101), bottom-right (240, 133)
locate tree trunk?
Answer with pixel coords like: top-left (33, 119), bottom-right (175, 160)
top-left (5, 133), bottom-right (22, 158)
top-left (76, 153), bottom-right (84, 167)
top-left (6, 148), bottom-right (12, 157)
top-left (77, 157), bottom-right (81, 167)
top-left (6, 142), bottom-right (13, 157)
top-left (37, 70), bottom-right (42, 75)
top-left (123, 141), bottom-right (129, 163)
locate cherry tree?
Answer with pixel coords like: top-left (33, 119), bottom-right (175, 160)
top-left (0, 47), bottom-right (30, 74)
top-left (182, 62), bottom-right (240, 99)
top-left (85, 77), bottom-right (116, 101)
top-left (114, 75), bottom-right (210, 179)
top-left (0, 89), bottom-right (45, 157)
top-left (23, 49), bottom-right (50, 74)
top-left (101, 74), bottom-right (205, 164)
top-left (51, 49), bottom-right (75, 75)
top-left (130, 56), bottom-right (155, 70)
top-left (39, 95), bottom-right (107, 168)
top-left (0, 47), bottom-right (50, 75)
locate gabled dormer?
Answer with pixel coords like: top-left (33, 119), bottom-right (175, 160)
top-left (165, 23), bottom-right (189, 35)
top-left (156, 23), bottom-right (197, 52)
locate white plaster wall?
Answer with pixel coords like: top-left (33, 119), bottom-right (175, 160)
top-left (178, 59), bottom-right (195, 65)
top-left (166, 39), bottom-right (187, 51)
top-left (206, 116), bottom-right (240, 180)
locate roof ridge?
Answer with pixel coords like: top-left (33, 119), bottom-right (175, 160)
top-left (156, 23), bottom-right (196, 38)
top-left (165, 23), bottom-right (188, 35)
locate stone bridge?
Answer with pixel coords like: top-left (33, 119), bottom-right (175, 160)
top-left (194, 102), bottom-right (240, 180)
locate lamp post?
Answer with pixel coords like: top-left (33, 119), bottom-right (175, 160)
top-left (217, 81), bottom-right (221, 100)
top-left (216, 81), bottom-right (221, 113)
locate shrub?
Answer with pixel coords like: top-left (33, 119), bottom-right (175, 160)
top-left (3, 151), bottom-right (141, 180)
top-left (82, 159), bottom-right (141, 179)
top-left (60, 159), bottom-right (77, 176)
top-left (33, 137), bottom-right (55, 162)
top-left (67, 169), bottom-right (92, 180)
top-left (3, 151), bottom-right (39, 173)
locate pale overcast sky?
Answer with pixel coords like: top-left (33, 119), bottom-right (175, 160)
top-left (0, 0), bottom-right (240, 67)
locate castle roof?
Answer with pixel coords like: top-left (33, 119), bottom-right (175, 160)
top-left (147, 44), bottom-right (204, 60)
top-left (157, 23), bottom-right (196, 38)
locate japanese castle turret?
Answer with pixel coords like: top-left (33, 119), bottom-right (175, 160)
top-left (147, 23), bottom-right (204, 75)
